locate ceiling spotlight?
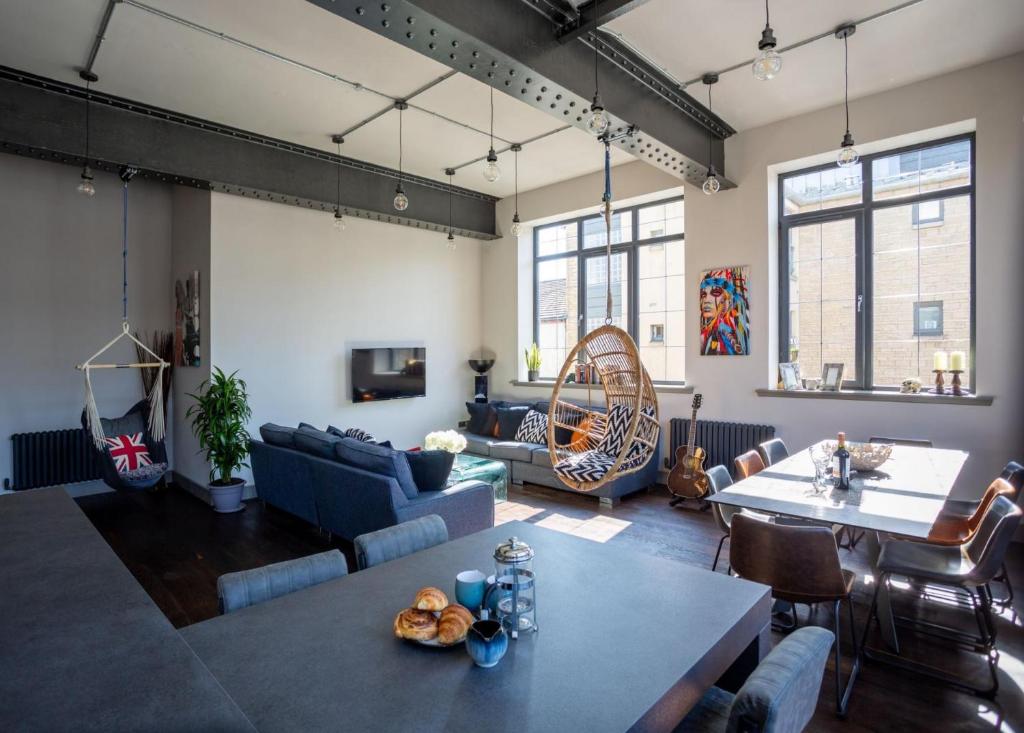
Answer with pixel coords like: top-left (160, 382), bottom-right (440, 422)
top-left (77, 70), bottom-right (99, 196)
top-left (393, 101), bottom-right (410, 210)
top-left (482, 88), bottom-right (501, 182)
top-left (835, 25), bottom-right (859, 169)
top-left (701, 73), bottom-right (721, 196)
top-left (752, 0), bottom-right (782, 81)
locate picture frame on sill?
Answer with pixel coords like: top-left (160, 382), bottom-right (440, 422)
top-left (779, 362), bottom-right (801, 390)
top-left (821, 363), bottom-right (845, 391)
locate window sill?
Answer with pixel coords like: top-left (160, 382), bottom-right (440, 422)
top-left (754, 388), bottom-right (993, 406)
top-left (511, 380), bottom-right (694, 395)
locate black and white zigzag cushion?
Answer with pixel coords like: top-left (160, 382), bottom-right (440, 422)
top-left (598, 403), bottom-right (657, 457)
top-left (344, 427), bottom-right (376, 443)
top-left (514, 409), bottom-right (548, 444)
top-left (553, 449), bottom-right (615, 484)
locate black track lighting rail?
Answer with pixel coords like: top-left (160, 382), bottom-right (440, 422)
top-left (0, 65), bottom-right (499, 239)
top-left (555, 0), bottom-right (653, 43)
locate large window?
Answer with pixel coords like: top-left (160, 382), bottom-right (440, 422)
top-left (534, 197), bottom-right (684, 383)
top-left (779, 135), bottom-right (974, 390)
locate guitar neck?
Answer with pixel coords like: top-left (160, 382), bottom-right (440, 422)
top-left (686, 409), bottom-right (698, 454)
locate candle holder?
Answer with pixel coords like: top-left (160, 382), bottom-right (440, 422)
top-left (950, 370), bottom-right (964, 397)
top-left (932, 369), bottom-right (945, 395)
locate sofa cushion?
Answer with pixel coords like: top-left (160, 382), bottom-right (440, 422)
top-left (490, 441), bottom-right (538, 463)
top-left (335, 438), bottom-right (419, 499)
top-left (495, 406), bottom-right (530, 440)
top-left (515, 409), bottom-right (548, 444)
top-left (461, 431), bottom-right (495, 457)
top-left (405, 450), bottom-right (455, 493)
top-left (465, 402), bottom-right (497, 436)
top-left (259, 423), bottom-right (296, 448)
top-left (532, 447), bottom-right (554, 468)
top-left (298, 422), bottom-right (319, 430)
top-left (294, 426), bottom-right (343, 460)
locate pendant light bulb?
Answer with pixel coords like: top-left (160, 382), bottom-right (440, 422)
top-left (482, 149), bottom-right (501, 183)
top-left (333, 208), bottom-right (346, 230)
top-left (702, 167), bottom-right (721, 196)
top-left (510, 212), bottom-right (522, 237)
top-left (447, 231), bottom-right (457, 251)
top-left (752, 2), bottom-right (782, 81)
top-left (587, 94), bottom-right (610, 136)
top-left (77, 166), bottom-right (96, 196)
top-left (393, 182), bottom-right (409, 211)
top-left (835, 25), bottom-right (858, 170)
top-left (837, 133), bottom-right (859, 168)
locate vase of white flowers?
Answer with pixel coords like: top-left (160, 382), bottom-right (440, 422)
top-left (424, 430), bottom-right (467, 454)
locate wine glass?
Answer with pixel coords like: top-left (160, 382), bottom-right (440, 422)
top-left (808, 443), bottom-right (833, 491)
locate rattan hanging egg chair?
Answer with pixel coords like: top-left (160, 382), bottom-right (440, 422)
top-left (546, 141), bottom-right (660, 492)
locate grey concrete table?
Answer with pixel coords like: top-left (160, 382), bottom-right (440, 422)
top-left (0, 487), bottom-right (255, 733)
top-left (181, 520), bottom-right (771, 733)
top-left (706, 442), bottom-right (968, 651)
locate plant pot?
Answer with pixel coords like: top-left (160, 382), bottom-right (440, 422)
top-left (209, 477), bottom-right (245, 513)
top-left (527, 370), bottom-right (539, 382)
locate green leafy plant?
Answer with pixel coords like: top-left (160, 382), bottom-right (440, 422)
top-left (186, 367), bottom-right (252, 485)
top-left (524, 342), bottom-right (542, 371)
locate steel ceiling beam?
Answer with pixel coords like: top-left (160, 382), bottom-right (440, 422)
top-left (304, 0), bottom-right (734, 188)
top-left (555, 0), bottom-right (653, 43)
top-left (0, 66), bottom-right (497, 239)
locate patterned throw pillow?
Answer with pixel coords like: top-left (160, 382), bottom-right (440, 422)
top-left (344, 427), bottom-right (376, 443)
top-left (597, 404), bottom-right (656, 458)
top-left (104, 433), bottom-right (153, 474)
top-left (553, 450), bottom-right (615, 484)
top-left (514, 409), bottom-right (548, 444)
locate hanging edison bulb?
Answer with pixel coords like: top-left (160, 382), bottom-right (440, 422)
top-left (752, 3), bottom-right (782, 81)
top-left (482, 149), bottom-right (501, 183)
top-left (393, 182), bottom-right (409, 211)
top-left (837, 133), bottom-right (859, 168)
top-left (333, 208), bottom-right (346, 231)
top-left (447, 231), bottom-right (457, 251)
top-left (587, 94), bottom-right (610, 136)
top-left (510, 212), bottom-right (522, 237)
top-left (702, 166), bottom-right (721, 195)
top-left (77, 166), bottom-right (96, 196)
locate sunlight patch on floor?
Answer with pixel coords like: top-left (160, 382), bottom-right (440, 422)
top-left (494, 501), bottom-right (545, 524)
top-left (534, 513), bottom-right (632, 543)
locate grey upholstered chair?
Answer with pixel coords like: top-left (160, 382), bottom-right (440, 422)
top-left (217, 549), bottom-right (349, 614)
top-left (706, 465), bottom-right (773, 573)
top-left (758, 438), bottom-right (789, 467)
top-left (867, 495), bottom-right (1022, 696)
top-left (674, 626), bottom-right (834, 733)
top-left (730, 514), bottom-right (859, 716)
top-left (354, 514), bottom-right (449, 570)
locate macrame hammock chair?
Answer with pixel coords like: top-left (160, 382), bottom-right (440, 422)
top-left (77, 168), bottom-right (169, 491)
top-left (547, 142), bottom-right (660, 492)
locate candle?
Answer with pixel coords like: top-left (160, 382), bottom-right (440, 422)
top-left (933, 351), bottom-right (948, 371)
top-left (949, 351), bottom-right (966, 371)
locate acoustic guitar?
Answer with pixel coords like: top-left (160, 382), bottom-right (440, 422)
top-left (668, 394), bottom-right (708, 503)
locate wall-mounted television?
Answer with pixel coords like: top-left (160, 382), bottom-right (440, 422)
top-left (351, 347), bottom-right (426, 403)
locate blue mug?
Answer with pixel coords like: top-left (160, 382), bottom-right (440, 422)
top-left (455, 570), bottom-right (487, 611)
top-left (465, 619), bottom-right (508, 668)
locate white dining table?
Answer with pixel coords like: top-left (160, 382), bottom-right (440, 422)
top-left (707, 441), bottom-right (969, 650)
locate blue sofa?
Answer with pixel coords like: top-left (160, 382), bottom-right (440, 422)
top-left (250, 426), bottom-right (494, 541)
top-left (459, 399), bottom-right (660, 506)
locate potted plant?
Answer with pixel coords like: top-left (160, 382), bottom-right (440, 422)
top-left (186, 367), bottom-right (252, 513)
top-left (524, 342), bottom-right (542, 382)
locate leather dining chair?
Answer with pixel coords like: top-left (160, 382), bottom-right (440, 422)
top-left (758, 438), bottom-right (790, 467)
top-left (354, 514), bottom-right (449, 570)
top-left (217, 550), bottom-right (349, 614)
top-left (674, 626), bottom-right (835, 733)
top-left (734, 450), bottom-right (766, 479)
top-left (705, 465), bottom-right (773, 573)
top-left (926, 477), bottom-right (1017, 546)
top-left (730, 514), bottom-right (860, 717)
top-left (866, 496), bottom-right (1022, 696)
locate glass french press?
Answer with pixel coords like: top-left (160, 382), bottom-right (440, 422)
top-left (486, 536), bottom-right (537, 639)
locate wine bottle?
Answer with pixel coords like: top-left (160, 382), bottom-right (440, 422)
top-left (833, 432), bottom-right (851, 490)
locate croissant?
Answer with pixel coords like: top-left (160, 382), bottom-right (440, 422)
top-left (437, 604), bottom-right (474, 645)
top-left (413, 586), bottom-right (449, 612)
top-left (394, 608), bottom-right (439, 641)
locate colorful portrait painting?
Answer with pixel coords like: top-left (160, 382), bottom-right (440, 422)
top-left (699, 266), bottom-right (750, 356)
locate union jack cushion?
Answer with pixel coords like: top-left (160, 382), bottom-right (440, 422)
top-left (514, 409), bottom-right (549, 444)
top-left (104, 433), bottom-right (153, 474)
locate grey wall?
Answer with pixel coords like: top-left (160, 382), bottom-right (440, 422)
top-left (0, 155), bottom-right (173, 489)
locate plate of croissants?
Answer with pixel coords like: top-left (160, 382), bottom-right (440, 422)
top-left (393, 586), bottom-right (475, 647)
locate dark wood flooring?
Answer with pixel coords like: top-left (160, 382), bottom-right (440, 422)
top-left (77, 483), bottom-right (1024, 732)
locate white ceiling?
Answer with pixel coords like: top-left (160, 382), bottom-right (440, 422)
top-left (0, 0), bottom-right (1021, 197)
top-left (608, 0), bottom-right (1024, 131)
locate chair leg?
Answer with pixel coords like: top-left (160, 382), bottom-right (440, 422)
top-left (833, 598), bottom-right (860, 717)
top-left (711, 533), bottom-right (727, 572)
top-left (989, 563), bottom-right (1014, 608)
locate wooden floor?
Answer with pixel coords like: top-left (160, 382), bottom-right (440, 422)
top-left (77, 483), bottom-right (1024, 732)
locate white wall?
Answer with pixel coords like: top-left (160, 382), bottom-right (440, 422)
top-left (486, 53), bottom-right (1024, 501)
top-left (170, 186), bottom-right (212, 490)
top-left (209, 192), bottom-right (484, 484)
top-left (0, 156), bottom-right (172, 492)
